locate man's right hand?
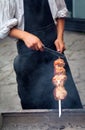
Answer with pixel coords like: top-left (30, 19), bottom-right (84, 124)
top-left (9, 28), bottom-right (44, 51)
top-left (22, 32), bottom-right (44, 51)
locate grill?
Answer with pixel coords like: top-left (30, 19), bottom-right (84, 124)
top-left (0, 109), bottom-right (85, 130)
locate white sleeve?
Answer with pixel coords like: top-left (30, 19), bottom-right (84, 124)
top-left (0, 0), bottom-right (18, 39)
top-left (55, 0), bottom-right (68, 18)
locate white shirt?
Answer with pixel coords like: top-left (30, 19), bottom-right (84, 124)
top-left (0, 0), bottom-right (68, 39)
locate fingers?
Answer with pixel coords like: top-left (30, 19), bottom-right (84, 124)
top-left (54, 39), bottom-right (66, 53)
top-left (57, 43), bottom-right (66, 53)
top-left (28, 40), bottom-right (44, 51)
top-left (37, 42), bottom-right (44, 51)
top-left (60, 44), bottom-right (66, 53)
top-left (24, 33), bottom-right (44, 51)
top-left (32, 42), bottom-right (44, 51)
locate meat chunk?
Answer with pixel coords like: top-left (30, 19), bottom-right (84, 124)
top-left (54, 58), bottom-right (65, 67)
top-left (52, 74), bottom-right (67, 87)
top-left (53, 86), bottom-right (67, 100)
top-left (54, 66), bottom-right (66, 75)
top-left (52, 58), bottom-right (67, 100)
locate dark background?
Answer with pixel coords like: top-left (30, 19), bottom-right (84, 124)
top-left (65, 0), bottom-right (85, 32)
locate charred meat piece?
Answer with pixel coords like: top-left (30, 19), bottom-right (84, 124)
top-left (52, 58), bottom-right (67, 100)
top-left (54, 58), bottom-right (65, 67)
top-left (52, 74), bottom-right (67, 87)
top-left (54, 66), bottom-right (66, 75)
top-left (53, 86), bottom-right (67, 100)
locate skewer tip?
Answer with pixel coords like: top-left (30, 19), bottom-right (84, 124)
top-left (59, 100), bottom-right (62, 118)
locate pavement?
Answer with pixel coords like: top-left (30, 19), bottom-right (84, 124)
top-left (0, 31), bottom-right (85, 112)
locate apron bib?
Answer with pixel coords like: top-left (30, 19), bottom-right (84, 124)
top-left (14, 0), bottom-right (83, 109)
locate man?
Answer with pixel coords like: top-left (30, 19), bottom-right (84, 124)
top-left (0, 0), bottom-right (83, 109)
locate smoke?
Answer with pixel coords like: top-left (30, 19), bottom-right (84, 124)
top-left (14, 51), bottom-right (58, 109)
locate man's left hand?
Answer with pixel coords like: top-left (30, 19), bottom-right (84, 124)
top-left (54, 39), bottom-right (66, 53)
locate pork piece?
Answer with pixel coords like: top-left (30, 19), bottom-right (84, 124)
top-left (54, 58), bottom-right (65, 67)
top-left (53, 86), bottom-right (67, 100)
top-left (52, 58), bottom-right (67, 100)
top-left (54, 66), bottom-right (66, 75)
top-left (52, 74), bottom-right (67, 87)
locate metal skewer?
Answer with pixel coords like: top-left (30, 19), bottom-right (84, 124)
top-left (44, 46), bottom-right (63, 118)
top-left (44, 46), bottom-right (65, 59)
top-left (59, 99), bottom-right (62, 118)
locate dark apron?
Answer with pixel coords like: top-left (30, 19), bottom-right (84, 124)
top-left (14, 0), bottom-right (83, 109)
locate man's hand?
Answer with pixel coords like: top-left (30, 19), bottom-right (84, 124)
top-left (54, 39), bottom-right (66, 53)
top-left (9, 28), bottom-right (44, 51)
top-left (22, 32), bottom-right (44, 51)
